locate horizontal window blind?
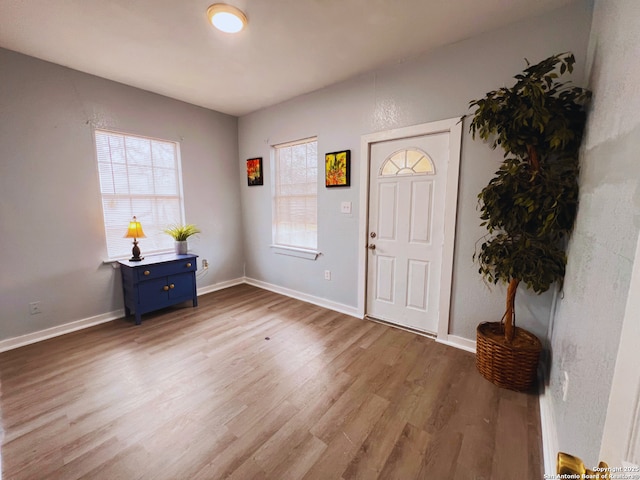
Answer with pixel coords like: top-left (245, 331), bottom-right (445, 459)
top-left (95, 130), bottom-right (184, 259)
top-left (273, 137), bottom-right (318, 250)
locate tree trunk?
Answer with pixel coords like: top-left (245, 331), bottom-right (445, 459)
top-left (504, 278), bottom-right (520, 343)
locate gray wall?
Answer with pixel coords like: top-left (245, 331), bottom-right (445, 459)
top-left (238, 1), bottom-right (593, 340)
top-left (549, 0), bottom-right (640, 465)
top-left (0, 48), bottom-right (243, 341)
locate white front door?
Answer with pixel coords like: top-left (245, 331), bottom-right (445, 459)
top-left (366, 132), bottom-right (451, 334)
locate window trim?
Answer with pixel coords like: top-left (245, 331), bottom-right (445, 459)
top-left (270, 244), bottom-right (320, 260)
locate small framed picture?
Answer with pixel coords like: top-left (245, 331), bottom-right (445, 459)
top-left (325, 150), bottom-right (350, 187)
top-left (247, 157), bottom-right (263, 186)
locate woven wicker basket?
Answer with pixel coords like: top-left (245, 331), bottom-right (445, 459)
top-left (476, 322), bottom-right (542, 392)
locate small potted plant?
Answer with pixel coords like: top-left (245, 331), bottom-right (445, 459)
top-left (163, 223), bottom-right (201, 255)
top-left (468, 53), bottom-right (590, 391)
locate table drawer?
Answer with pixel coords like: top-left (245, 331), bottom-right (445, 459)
top-left (136, 259), bottom-right (196, 281)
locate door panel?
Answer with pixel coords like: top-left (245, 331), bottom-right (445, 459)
top-left (375, 256), bottom-right (395, 303)
top-left (409, 180), bottom-right (433, 244)
top-left (378, 183), bottom-right (398, 241)
top-left (406, 259), bottom-right (429, 311)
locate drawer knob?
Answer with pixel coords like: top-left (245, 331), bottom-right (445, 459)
top-left (186, 263), bottom-right (192, 268)
top-left (144, 270), bottom-right (150, 276)
top-left (169, 284), bottom-right (175, 289)
top-left (163, 285), bottom-right (169, 291)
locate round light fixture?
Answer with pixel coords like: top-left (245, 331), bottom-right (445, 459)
top-left (207, 4), bottom-right (247, 33)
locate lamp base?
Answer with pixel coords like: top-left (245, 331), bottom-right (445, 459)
top-left (130, 239), bottom-right (143, 262)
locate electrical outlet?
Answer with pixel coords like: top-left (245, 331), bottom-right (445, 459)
top-left (324, 270), bottom-right (331, 281)
top-left (202, 259), bottom-right (209, 269)
top-left (562, 371), bottom-right (569, 402)
top-left (341, 201), bottom-right (352, 214)
top-left (29, 301), bottom-right (42, 315)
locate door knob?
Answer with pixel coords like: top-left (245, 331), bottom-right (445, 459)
top-left (557, 452), bottom-right (609, 477)
top-left (368, 244), bottom-right (376, 250)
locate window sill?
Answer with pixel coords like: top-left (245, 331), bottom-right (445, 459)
top-left (102, 249), bottom-right (175, 266)
top-left (270, 245), bottom-right (320, 260)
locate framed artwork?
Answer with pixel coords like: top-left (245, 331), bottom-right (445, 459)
top-left (325, 150), bottom-right (350, 187)
top-left (247, 157), bottom-right (263, 186)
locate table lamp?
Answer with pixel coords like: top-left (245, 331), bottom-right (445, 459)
top-left (124, 216), bottom-right (146, 261)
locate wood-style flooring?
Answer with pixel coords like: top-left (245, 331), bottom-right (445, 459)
top-left (0, 284), bottom-right (542, 479)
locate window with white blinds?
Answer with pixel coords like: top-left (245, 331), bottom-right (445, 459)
top-left (94, 129), bottom-right (184, 259)
top-left (273, 137), bottom-right (318, 251)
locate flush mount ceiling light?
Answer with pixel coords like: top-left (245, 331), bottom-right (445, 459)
top-left (207, 4), bottom-right (247, 33)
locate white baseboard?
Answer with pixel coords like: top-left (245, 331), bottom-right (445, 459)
top-left (197, 277), bottom-right (245, 296)
top-left (539, 370), bottom-right (559, 475)
top-left (0, 309), bottom-right (124, 353)
top-left (436, 334), bottom-right (477, 354)
top-left (244, 277), bottom-right (361, 318)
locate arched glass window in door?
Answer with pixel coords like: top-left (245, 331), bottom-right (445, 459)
top-left (380, 148), bottom-right (435, 176)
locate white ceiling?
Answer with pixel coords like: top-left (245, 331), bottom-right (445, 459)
top-left (0, 0), bottom-right (574, 117)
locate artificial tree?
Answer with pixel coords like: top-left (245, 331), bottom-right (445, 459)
top-left (468, 53), bottom-right (591, 389)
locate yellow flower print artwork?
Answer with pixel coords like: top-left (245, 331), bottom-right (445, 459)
top-left (247, 157), bottom-right (263, 186)
top-left (325, 150), bottom-right (350, 187)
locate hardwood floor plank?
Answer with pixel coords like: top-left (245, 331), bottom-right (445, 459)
top-left (0, 285), bottom-right (543, 479)
top-left (302, 393), bottom-right (390, 480)
top-left (449, 367), bottom-right (500, 479)
top-left (78, 443), bottom-right (152, 480)
top-left (251, 373), bottom-right (352, 474)
top-left (146, 427), bottom-right (237, 480)
top-left (308, 360), bottom-right (388, 444)
top-left (491, 395), bottom-right (535, 480)
top-left (191, 400), bottom-right (298, 480)
top-left (266, 434), bottom-right (327, 480)
top-left (2, 414), bottom-right (68, 480)
top-left (419, 429), bottom-right (464, 478)
top-left (51, 436), bottom-right (125, 480)
top-left (342, 388), bottom-right (414, 479)
top-left (377, 422), bottom-right (432, 480)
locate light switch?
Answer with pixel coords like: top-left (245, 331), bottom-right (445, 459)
top-left (341, 201), bottom-right (352, 214)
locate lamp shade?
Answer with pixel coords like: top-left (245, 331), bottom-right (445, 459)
top-left (124, 216), bottom-right (146, 239)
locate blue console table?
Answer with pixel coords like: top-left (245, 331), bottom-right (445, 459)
top-left (118, 253), bottom-right (198, 325)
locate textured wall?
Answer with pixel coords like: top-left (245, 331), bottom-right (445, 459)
top-left (0, 48), bottom-right (242, 341)
top-left (238, 1), bottom-right (593, 340)
top-left (549, 0), bottom-right (640, 465)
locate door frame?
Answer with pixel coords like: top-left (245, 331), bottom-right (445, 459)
top-left (357, 117), bottom-right (463, 341)
top-left (599, 229), bottom-right (640, 468)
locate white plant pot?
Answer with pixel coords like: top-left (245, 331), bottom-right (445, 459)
top-left (175, 240), bottom-right (188, 255)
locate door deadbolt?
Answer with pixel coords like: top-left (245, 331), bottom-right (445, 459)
top-left (370, 232), bottom-right (377, 238)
